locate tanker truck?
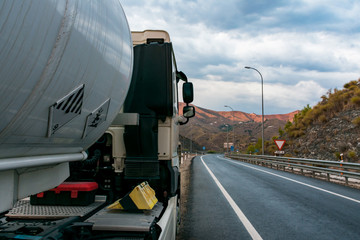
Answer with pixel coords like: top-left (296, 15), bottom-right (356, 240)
top-left (0, 1), bottom-right (194, 239)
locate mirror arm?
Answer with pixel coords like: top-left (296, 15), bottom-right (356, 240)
top-left (176, 70), bottom-right (188, 83)
top-left (179, 117), bottom-right (189, 125)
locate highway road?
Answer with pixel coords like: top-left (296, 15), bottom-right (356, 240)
top-left (177, 154), bottom-right (360, 240)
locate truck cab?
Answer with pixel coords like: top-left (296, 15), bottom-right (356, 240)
top-left (83, 30), bottom-right (195, 238)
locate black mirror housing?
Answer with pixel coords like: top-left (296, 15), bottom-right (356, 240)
top-left (176, 71), bottom-right (188, 82)
top-left (183, 82), bottom-right (194, 104)
top-left (183, 106), bottom-right (195, 119)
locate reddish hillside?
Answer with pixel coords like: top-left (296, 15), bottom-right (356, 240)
top-left (179, 103), bottom-right (299, 152)
top-left (179, 102), bottom-right (298, 122)
top-left (265, 112), bottom-right (299, 122)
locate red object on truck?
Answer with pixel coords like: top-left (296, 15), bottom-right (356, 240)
top-left (30, 182), bottom-right (98, 206)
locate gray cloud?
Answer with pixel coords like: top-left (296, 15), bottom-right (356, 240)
top-left (121, 0), bottom-right (360, 114)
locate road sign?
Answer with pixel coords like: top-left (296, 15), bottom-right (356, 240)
top-left (223, 143), bottom-right (233, 148)
top-left (203, 146), bottom-right (206, 151)
top-left (274, 139), bottom-right (286, 150)
top-left (230, 146), bottom-right (234, 152)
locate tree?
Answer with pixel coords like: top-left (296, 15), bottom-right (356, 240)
top-left (278, 127), bottom-right (284, 137)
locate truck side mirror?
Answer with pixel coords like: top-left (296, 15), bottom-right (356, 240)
top-left (183, 82), bottom-right (193, 104)
top-left (183, 106), bottom-right (195, 118)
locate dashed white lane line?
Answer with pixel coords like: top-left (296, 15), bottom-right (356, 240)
top-left (201, 156), bottom-right (263, 240)
top-left (218, 156), bottom-right (360, 204)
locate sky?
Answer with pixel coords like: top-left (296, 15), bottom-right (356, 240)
top-left (120, 0), bottom-right (360, 114)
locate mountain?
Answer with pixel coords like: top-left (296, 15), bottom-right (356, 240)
top-left (179, 79), bottom-right (360, 161)
top-left (179, 103), bottom-right (297, 123)
top-left (283, 79), bottom-right (360, 162)
top-left (179, 103), bottom-right (298, 152)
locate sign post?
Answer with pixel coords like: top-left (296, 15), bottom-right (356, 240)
top-left (223, 143), bottom-right (233, 156)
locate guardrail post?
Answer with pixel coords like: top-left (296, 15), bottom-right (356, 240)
top-left (326, 173), bottom-right (330, 181)
top-left (345, 176), bottom-right (349, 185)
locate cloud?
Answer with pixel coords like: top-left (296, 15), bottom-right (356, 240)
top-left (190, 78), bottom-right (327, 114)
top-left (264, 80), bottom-right (327, 112)
top-left (120, 0), bottom-right (360, 114)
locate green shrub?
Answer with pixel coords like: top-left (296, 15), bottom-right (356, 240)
top-left (302, 109), bottom-right (314, 125)
top-left (289, 129), bottom-right (305, 138)
top-left (348, 151), bottom-right (357, 160)
top-left (318, 114), bottom-right (327, 123)
top-left (207, 150), bottom-right (217, 154)
top-left (351, 96), bottom-right (360, 106)
top-left (267, 145), bottom-right (277, 154)
top-left (344, 80), bottom-right (359, 89)
top-left (352, 117), bottom-right (360, 126)
top-left (247, 144), bottom-right (256, 154)
top-left (284, 120), bottom-right (292, 132)
top-left (278, 127), bottom-right (284, 137)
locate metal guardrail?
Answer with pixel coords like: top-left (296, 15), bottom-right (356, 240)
top-left (229, 154), bottom-right (360, 185)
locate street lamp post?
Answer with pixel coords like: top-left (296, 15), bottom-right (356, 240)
top-left (245, 66), bottom-right (265, 155)
top-left (226, 124), bottom-right (229, 156)
top-left (224, 105), bottom-right (235, 151)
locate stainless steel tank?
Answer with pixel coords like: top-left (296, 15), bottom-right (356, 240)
top-left (0, 0), bottom-right (133, 158)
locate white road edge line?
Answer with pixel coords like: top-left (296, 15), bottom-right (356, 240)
top-left (201, 156), bottom-right (263, 240)
top-left (218, 156), bottom-right (360, 204)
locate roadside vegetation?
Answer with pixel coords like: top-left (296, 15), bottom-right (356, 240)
top-left (284, 79), bottom-right (360, 138)
top-left (246, 138), bottom-right (279, 155)
top-left (228, 79), bottom-right (359, 157)
top-left (244, 79), bottom-right (360, 157)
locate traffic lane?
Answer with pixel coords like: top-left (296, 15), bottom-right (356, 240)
top-left (205, 155), bottom-right (360, 239)
top-left (212, 155), bottom-right (360, 206)
top-left (178, 155), bottom-right (251, 240)
top-left (217, 156), bottom-right (360, 201)
top-left (212, 156), bottom-right (360, 239)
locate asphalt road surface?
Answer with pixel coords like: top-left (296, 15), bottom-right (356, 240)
top-left (177, 154), bottom-right (360, 240)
